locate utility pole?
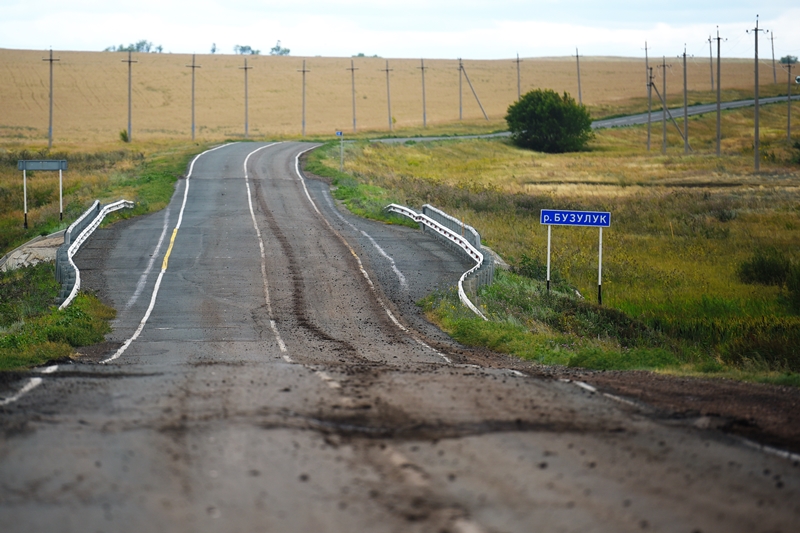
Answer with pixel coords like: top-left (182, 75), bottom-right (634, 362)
top-left (515, 53), bottom-right (522, 101)
top-left (43, 48), bottom-right (59, 149)
top-left (347, 59), bottom-right (358, 133)
top-left (186, 54), bottom-right (201, 141)
top-left (122, 50), bottom-right (137, 143)
top-left (297, 60), bottom-right (310, 136)
top-left (748, 15), bottom-right (768, 171)
top-left (645, 42), bottom-right (651, 151)
top-left (682, 45), bottom-right (689, 154)
top-left (714, 27), bottom-right (725, 157)
top-left (418, 59), bottom-right (428, 128)
top-left (382, 60), bottom-right (393, 131)
top-left (657, 57), bottom-right (670, 154)
top-left (576, 48), bottom-right (583, 105)
top-left (648, 67), bottom-right (654, 151)
top-left (707, 36), bottom-right (715, 91)
top-left (240, 58), bottom-right (252, 138)
top-left (788, 61), bottom-right (795, 142)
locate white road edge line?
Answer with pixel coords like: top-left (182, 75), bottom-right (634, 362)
top-left (293, 147), bottom-right (452, 365)
top-left (125, 205), bottom-right (171, 310)
top-left (101, 143), bottom-right (235, 365)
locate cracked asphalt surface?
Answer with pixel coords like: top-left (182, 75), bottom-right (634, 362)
top-left (1, 142), bottom-right (798, 532)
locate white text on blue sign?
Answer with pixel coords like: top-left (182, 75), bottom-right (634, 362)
top-left (540, 209), bottom-right (611, 227)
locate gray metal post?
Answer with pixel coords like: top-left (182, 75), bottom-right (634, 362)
top-left (348, 59), bottom-right (358, 132)
top-left (122, 51), bottom-right (137, 142)
top-left (683, 46), bottom-right (689, 154)
top-left (546, 225), bottom-right (551, 293)
top-left (43, 49), bottom-right (59, 149)
top-left (23, 169), bottom-right (27, 229)
top-left (576, 48), bottom-right (582, 105)
top-left (419, 59), bottom-right (427, 128)
top-left (59, 168), bottom-right (63, 221)
top-left (382, 60), bottom-right (393, 131)
top-left (187, 54), bottom-right (201, 140)
top-left (598, 227), bottom-right (603, 305)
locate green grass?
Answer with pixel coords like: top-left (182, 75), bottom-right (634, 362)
top-left (309, 103), bottom-right (800, 382)
top-left (0, 262), bottom-right (114, 371)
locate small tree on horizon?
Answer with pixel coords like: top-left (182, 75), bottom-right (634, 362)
top-left (505, 89), bottom-right (593, 153)
top-left (269, 40), bottom-right (290, 56)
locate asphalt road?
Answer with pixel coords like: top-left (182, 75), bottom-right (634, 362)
top-left (1, 142), bottom-right (799, 532)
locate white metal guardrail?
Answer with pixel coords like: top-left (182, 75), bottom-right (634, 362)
top-left (385, 203), bottom-right (488, 320)
top-left (58, 199), bottom-right (134, 309)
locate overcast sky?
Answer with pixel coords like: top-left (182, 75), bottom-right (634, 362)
top-left (1, 1), bottom-right (799, 60)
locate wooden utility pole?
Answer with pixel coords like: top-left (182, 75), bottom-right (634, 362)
top-left (382, 60), bottom-right (393, 131)
top-left (240, 58), bottom-right (252, 138)
top-left (515, 53), bottom-right (522, 101)
top-left (347, 59), bottom-right (358, 133)
top-left (771, 33), bottom-right (777, 84)
top-left (418, 59), bottom-right (428, 128)
top-left (458, 58), bottom-right (463, 120)
top-left (122, 50), bottom-right (137, 143)
top-left (43, 48), bottom-right (59, 149)
top-left (297, 60), bottom-right (310, 136)
top-left (749, 16), bottom-right (768, 171)
top-left (460, 61), bottom-right (489, 120)
top-left (186, 54), bottom-right (201, 140)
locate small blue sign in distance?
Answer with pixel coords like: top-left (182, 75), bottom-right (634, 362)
top-left (540, 209), bottom-right (610, 227)
top-left (335, 131), bottom-right (343, 136)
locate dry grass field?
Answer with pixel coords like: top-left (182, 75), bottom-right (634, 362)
top-left (0, 48), bottom-right (787, 144)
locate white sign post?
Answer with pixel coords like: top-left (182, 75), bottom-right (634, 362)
top-left (540, 209), bottom-right (611, 305)
top-left (336, 130), bottom-right (344, 172)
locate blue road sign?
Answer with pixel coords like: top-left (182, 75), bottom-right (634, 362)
top-left (336, 131), bottom-right (343, 136)
top-left (540, 209), bottom-right (610, 227)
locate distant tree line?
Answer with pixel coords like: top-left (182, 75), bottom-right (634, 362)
top-left (105, 40), bottom-right (163, 53)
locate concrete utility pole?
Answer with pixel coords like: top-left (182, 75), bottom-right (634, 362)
top-left (382, 60), bottom-right (393, 131)
top-left (682, 46), bottom-right (689, 154)
top-left (240, 58), bottom-right (252, 138)
top-left (788, 62), bottom-right (795, 142)
top-left (576, 48), bottom-right (583, 105)
top-left (515, 53), bottom-right (522, 101)
top-left (418, 59), bottom-right (428, 128)
top-left (714, 27), bottom-right (725, 157)
top-left (43, 48), bottom-right (59, 149)
top-left (297, 60), bottom-right (310, 136)
top-left (186, 54), bottom-right (201, 141)
top-left (348, 60), bottom-right (358, 133)
top-left (645, 42), bottom-right (651, 151)
top-left (658, 56), bottom-right (670, 154)
top-left (707, 36), bottom-right (715, 91)
top-left (748, 15), bottom-right (768, 171)
top-left (122, 50), bottom-right (137, 143)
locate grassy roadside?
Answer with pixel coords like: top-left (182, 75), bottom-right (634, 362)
top-left (0, 139), bottom-right (217, 371)
top-left (307, 102), bottom-right (800, 384)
